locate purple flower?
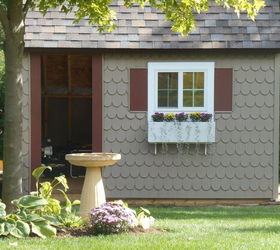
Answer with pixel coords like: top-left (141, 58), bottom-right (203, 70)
top-left (89, 202), bottom-right (137, 235)
top-left (152, 112), bottom-right (164, 122)
top-left (200, 113), bottom-right (212, 122)
top-left (175, 112), bottom-right (187, 122)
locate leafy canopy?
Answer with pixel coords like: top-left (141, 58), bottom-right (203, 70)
top-left (18, 0), bottom-right (265, 35)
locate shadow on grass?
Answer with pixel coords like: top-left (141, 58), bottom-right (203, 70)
top-left (222, 225), bottom-right (280, 234)
top-left (147, 206), bottom-right (280, 221)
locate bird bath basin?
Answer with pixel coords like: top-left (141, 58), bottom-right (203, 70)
top-left (65, 153), bottom-right (121, 218)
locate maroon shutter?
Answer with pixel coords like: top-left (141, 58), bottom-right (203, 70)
top-left (31, 54), bottom-right (42, 190)
top-left (214, 68), bottom-right (233, 112)
top-left (130, 68), bottom-right (148, 111)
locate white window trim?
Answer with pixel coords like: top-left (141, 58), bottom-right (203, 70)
top-left (148, 62), bottom-right (215, 121)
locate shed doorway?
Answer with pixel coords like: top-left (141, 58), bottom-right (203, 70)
top-left (41, 54), bottom-right (92, 177)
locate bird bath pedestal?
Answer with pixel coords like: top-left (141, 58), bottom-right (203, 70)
top-left (65, 153), bottom-right (121, 218)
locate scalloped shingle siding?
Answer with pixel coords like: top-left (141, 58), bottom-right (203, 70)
top-left (25, 0), bottom-right (280, 49)
top-left (102, 53), bottom-right (276, 199)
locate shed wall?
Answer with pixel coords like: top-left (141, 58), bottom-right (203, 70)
top-left (102, 53), bottom-right (277, 199)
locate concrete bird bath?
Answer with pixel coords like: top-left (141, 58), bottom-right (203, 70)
top-left (65, 153), bottom-right (121, 218)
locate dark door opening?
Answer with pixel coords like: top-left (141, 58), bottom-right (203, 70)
top-left (41, 54), bottom-right (92, 177)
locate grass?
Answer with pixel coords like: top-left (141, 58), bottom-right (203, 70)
top-left (1, 206), bottom-right (280, 249)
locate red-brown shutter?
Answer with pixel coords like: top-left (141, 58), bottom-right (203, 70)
top-left (130, 68), bottom-right (148, 111)
top-left (129, 67), bottom-right (233, 112)
top-left (31, 54), bottom-right (42, 174)
top-left (214, 68), bottom-right (233, 112)
top-left (30, 54), bottom-right (42, 190)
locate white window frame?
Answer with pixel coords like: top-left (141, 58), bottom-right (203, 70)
top-left (148, 62), bottom-right (215, 121)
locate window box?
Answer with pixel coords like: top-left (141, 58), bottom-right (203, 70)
top-left (148, 121), bottom-right (215, 143)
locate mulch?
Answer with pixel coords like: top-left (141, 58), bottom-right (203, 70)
top-left (57, 226), bottom-right (165, 238)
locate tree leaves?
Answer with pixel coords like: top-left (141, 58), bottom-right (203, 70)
top-left (124, 0), bottom-right (265, 35)
top-left (26, 0), bottom-right (265, 35)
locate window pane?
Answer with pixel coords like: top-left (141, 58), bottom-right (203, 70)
top-left (158, 73), bottom-right (168, 89)
top-left (169, 90), bottom-right (178, 107)
top-left (158, 90), bottom-right (168, 107)
top-left (158, 90), bottom-right (178, 107)
top-left (158, 72), bottom-right (178, 108)
top-left (194, 72), bottom-right (204, 89)
top-left (183, 72), bottom-right (193, 89)
top-left (194, 90), bottom-right (204, 107)
top-left (183, 90), bottom-right (193, 107)
top-left (158, 73), bottom-right (178, 89)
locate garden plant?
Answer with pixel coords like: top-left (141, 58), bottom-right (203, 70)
top-left (0, 166), bottom-right (154, 239)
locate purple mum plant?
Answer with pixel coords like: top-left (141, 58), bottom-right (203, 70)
top-left (89, 202), bottom-right (137, 234)
top-left (200, 113), bottom-right (212, 122)
top-left (175, 112), bottom-right (188, 122)
top-left (152, 112), bottom-right (164, 122)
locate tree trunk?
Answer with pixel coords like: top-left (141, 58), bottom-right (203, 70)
top-left (2, 1), bottom-right (25, 212)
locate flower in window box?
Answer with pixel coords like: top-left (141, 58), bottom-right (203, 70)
top-left (151, 112), bottom-right (164, 122)
top-left (189, 112), bottom-right (201, 122)
top-left (200, 113), bottom-right (212, 122)
top-left (175, 112), bottom-right (188, 122)
top-left (164, 113), bottom-right (175, 122)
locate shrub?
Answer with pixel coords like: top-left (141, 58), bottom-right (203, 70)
top-left (90, 202), bottom-right (138, 234)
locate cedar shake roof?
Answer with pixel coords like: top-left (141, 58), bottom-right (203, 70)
top-left (25, 0), bottom-right (280, 49)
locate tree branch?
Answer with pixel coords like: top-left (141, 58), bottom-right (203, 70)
top-left (23, 0), bottom-right (31, 19)
top-left (0, 3), bottom-right (8, 34)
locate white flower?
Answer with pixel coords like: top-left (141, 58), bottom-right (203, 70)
top-left (139, 216), bottom-right (155, 229)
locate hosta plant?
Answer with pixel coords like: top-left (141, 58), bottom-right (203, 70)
top-left (31, 166), bottom-right (83, 228)
top-left (0, 166), bottom-right (84, 239)
top-left (0, 197), bottom-right (57, 238)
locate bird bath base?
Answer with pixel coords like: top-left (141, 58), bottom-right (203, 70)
top-left (65, 153), bottom-right (121, 218)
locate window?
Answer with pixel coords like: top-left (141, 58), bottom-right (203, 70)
top-left (148, 62), bottom-right (215, 119)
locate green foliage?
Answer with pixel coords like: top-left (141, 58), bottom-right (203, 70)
top-left (136, 207), bottom-right (154, 229)
top-left (0, 198), bottom-right (57, 238)
top-left (26, 0), bottom-right (265, 35)
top-left (33, 0), bottom-right (116, 33)
top-left (31, 166), bottom-right (82, 228)
top-left (124, 0), bottom-right (265, 35)
top-left (0, 166), bottom-right (83, 238)
top-left (12, 195), bottom-right (48, 209)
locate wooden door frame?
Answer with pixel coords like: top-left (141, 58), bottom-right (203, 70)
top-left (30, 53), bottom-right (103, 190)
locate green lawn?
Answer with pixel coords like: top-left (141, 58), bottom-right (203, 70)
top-left (1, 206), bottom-right (280, 249)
